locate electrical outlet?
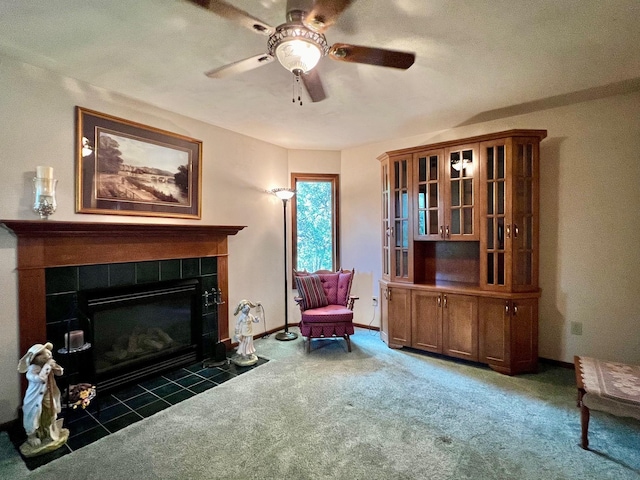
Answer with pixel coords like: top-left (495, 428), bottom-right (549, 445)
top-left (570, 321), bottom-right (583, 336)
top-left (372, 296), bottom-right (378, 306)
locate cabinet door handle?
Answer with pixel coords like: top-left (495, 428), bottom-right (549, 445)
top-left (513, 224), bottom-right (519, 238)
top-left (439, 226), bottom-right (444, 238)
top-left (437, 295), bottom-right (442, 307)
top-left (388, 289), bottom-right (392, 302)
top-left (506, 224), bottom-right (511, 239)
top-left (513, 303), bottom-right (518, 316)
top-left (445, 226), bottom-right (450, 238)
top-left (443, 294), bottom-right (448, 308)
top-left (505, 301), bottom-right (510, 314)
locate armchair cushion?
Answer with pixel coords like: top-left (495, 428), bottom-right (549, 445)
top-left (300, 305), bottom-right (353, 324)
top-left (316, 272), bottom-right (340, 304)
top-left (294, 273), bottom-right (329, 310)
top-left (312, 269), bottom-right (353, 306)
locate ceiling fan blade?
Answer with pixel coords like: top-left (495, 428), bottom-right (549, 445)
top-left (301, 69), bottom-right (327, 102)
top-left (205, 54), bottom-right (274, 78)
top-left (186, 0), bottom-right (275, 36)
top-left (303, 0), bottom-right (355, 33)
top-left (328, 43), bottom-right (415, 69)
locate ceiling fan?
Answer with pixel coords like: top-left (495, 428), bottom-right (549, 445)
top-left (187, 0), bottom-right (416, 103)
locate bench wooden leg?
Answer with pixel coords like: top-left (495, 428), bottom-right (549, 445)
top-left (345, 334), bottom-right (352, 352)
top-left (577, 388), bottom-right (590, 449)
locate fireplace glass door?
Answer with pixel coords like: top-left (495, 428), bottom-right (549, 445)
top-left (80, 279), bottom-right (200, 390)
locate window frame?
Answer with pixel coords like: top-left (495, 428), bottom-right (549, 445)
top-left (291, 172), bottom-right (340, 274)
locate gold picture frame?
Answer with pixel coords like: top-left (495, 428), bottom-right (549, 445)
top-left (76, 107), bottom-right (202, 219)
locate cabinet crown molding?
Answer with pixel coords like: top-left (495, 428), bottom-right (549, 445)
top-left (377, 129), bottom-right (547, 160)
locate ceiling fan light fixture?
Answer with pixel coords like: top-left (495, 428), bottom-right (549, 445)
top-left (275, 38), bottom-right (321, 72)
top-left (268, 25), bottom-right (328, 73)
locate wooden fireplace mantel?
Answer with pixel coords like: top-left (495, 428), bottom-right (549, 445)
top-left (1, 220), bottom-right (245, 355)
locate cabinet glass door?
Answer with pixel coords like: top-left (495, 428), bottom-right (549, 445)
top-left (392, 157), bottom-right (411, 281)
top-left (446, 145), bottom-right (478, 240)
top-left (484, 143), bottom-right (507, 288)
top-left (381, 160), bottom-right (390, 279)
top-left (415, 149), bottom-right (443, 240)
top-left (512, 139), bottom-right (538, 290)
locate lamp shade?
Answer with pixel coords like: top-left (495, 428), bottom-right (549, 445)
top-left (272, 188), bottom-right (296, 200)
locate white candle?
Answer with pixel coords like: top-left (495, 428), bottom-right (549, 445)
top-left (64, 330), bottom-right (84, 350)
top-left (36, 166), bottom-right (53, 179)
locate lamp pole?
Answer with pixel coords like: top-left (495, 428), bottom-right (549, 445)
top-left (273, 189), bottom-right (298, 341)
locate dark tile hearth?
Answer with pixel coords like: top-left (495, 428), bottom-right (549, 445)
top-left (9, 356), bottom-right (268, 470)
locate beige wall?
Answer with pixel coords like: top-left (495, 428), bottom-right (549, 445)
top-left (1, 51), bottom-right (639, 424)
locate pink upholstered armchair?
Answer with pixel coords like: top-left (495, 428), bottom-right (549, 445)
top-left (294, 269), bottom-right (359, 353)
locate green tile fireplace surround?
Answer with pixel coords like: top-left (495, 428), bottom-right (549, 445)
top-left (45, 257), bottom-right (219, 322)
top-left (44, 257), bottom-right (220, 386)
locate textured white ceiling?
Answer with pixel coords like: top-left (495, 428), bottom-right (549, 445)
top-left (1, 0), bottom-right (639, 150)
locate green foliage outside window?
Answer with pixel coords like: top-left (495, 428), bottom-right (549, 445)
top-left (296, 180), bottom-right (334, 271)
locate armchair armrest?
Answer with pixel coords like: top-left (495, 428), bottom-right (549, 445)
top-left (347, 296), bottom-right (359, 310)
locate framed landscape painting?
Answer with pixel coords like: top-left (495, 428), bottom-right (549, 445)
top-left (76, 107), bottom-right (202, 219)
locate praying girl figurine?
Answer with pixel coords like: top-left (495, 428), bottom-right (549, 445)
top-left (17, 342), bottom-right (69, 457)
top-left (232, 299), bottom-right (261, 366)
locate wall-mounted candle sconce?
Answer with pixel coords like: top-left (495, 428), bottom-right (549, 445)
top-left (33, 166), bottom-right (58, 219)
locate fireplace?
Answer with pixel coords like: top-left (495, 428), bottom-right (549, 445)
top-left (1, 220), bottom-right (245, 394)
top-left (79, 278), bottom-right (201, 391)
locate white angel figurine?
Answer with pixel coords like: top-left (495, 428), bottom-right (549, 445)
top-left (232, 299), bottom-right (261, 366)
top-left (17, 342), bottom-right (69, 456)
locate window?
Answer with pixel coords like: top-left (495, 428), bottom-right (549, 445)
top-left (291, 173), bottom-right (340, 272)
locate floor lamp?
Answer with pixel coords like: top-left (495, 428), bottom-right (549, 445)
top-left (272, 188), bottom-right (298, 341)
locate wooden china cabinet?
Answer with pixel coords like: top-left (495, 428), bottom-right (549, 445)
top-left (379, 129), bottom-right (546, 374)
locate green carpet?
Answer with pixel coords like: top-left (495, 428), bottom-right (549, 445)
top-left (1, 328), bottom-right (638, 479)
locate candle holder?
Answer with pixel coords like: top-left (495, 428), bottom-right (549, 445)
top-left (33, 177), bottom-right (58, 219)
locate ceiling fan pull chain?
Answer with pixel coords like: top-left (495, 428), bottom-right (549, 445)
top-left (292, 71), bottom-right (303, 106)
top-left (299, 83), bottom-right (303, 105)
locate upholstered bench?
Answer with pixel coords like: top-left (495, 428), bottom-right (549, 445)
top-left (574, 355), bottom-right (640, 449)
